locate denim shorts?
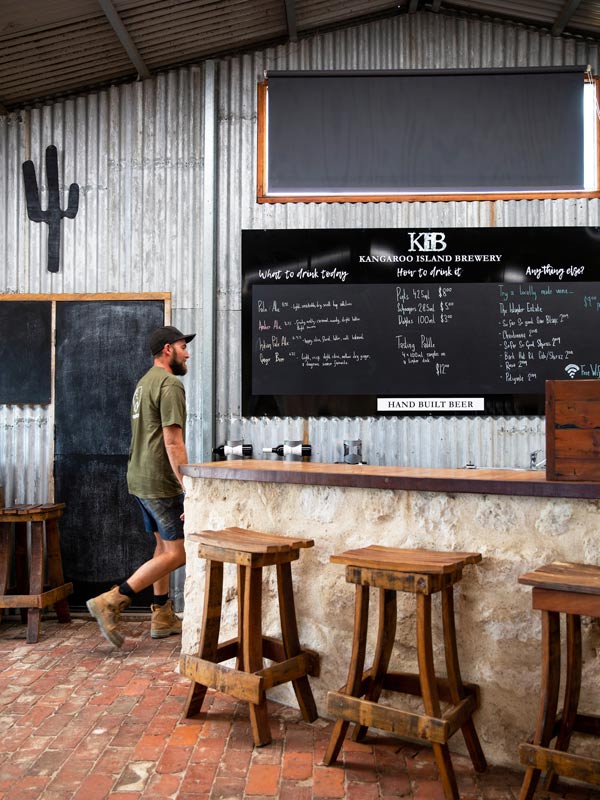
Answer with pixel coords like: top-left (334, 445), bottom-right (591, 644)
top-left (134, 494), bottom-right (185, 541)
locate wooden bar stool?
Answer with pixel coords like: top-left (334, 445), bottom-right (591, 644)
top-left (324, 545), bottom-right (487, 800)
top-left (518, 562), bottom-right (600, 798)
top-left (179, 526), bottom-right (320, 746)
top-left (0, 503), bottom-right (73, 643)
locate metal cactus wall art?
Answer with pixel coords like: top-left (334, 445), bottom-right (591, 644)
top-left (22, 145), bottom-right (79, 273)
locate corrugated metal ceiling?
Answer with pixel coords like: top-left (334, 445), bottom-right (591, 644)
top-left (1, 0), bottom-right (600, 112)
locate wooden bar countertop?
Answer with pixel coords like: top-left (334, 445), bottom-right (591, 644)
top-left (180, 460), bottom-right (600, 500)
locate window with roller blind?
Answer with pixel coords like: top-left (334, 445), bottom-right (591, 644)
top-left (257, 67), bottom-right (599, 203)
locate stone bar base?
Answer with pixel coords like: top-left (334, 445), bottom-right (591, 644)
top-left (181, 463), bottom-right (600, 767)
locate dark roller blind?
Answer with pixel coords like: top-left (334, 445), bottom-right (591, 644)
top-left (266, 68), bottom-right (586, 194)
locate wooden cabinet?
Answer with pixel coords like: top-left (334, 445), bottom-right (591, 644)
top-left (546, 379), bottom-right (600, 481)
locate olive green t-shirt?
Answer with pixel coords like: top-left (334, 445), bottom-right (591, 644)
top-left (126, 366), bottom-right (187, 498)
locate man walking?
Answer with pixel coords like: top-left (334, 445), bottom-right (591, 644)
top-left (87, 325), bottom-right (195, 647)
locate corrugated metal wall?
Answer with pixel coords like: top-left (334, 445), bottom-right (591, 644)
top-left (0, 65), bottom-right (210, 504)
top-left (1, 9), bottom-right (600, 505)
top-left (214, 10), bottom-right (600, 468)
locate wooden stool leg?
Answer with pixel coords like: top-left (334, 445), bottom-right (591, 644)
top-left (442, 585), bottom-right (487, 772)
top-left (236, 565), bottom-right (246, 671)
top-left (14, 522), bottom-right (28, 624)
top-left (27, 521), bottom-right (44, 643)
top-left (276, 561), bottom-right (318, 723)
top-left (235, 565), bottom-right (250, 672)
top-left (417, 592), bottom-right (459, 800)
top-left (243, 565), bottom-right (271, 746)
top-left (45, 517), bottom-right (70, 623)
top-left (518, 610), bottom-right (561, 800)
top-left (544, 613), bottom-right (582, 792)
top-left (352, 587), bottom-right (397, 742)
top-left (324, 583), bottom-right (370, 766)
top-left (0, 523), bottom-right (10, 623)
top-left (184, 560), bottom-right (224, 718)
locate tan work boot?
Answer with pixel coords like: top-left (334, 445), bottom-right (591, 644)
top-left (86, 586), bottom-right (131, 648)
top-left (151, 599), bottom-right (182, 639)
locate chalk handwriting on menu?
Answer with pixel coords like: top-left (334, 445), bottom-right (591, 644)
top-left (256, 294), bottom-right (368, 370)
top-left (252, 276), bottom-right (600, 396)
top-left (499, 283), bottom-right (581, 384)
top-left (395, 286), bottom-right (455, 376)
top-left (258, 268), bottom-right (350, 282)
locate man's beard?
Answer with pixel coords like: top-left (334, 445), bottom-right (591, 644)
top-left (169, 354), bottom-right (187, 376)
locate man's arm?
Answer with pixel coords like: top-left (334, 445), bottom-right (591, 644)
top-left (163, 424), bottom-right (188, 490)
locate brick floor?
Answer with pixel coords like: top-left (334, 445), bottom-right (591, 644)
top-left (0, 618), bottom-right (598, 800)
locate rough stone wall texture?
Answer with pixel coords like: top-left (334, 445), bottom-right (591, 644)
top-left (182, 477), bottom-right (600, 768)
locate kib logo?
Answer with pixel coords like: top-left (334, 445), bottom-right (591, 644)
top-left (408, 232), bottom-right (447, 252)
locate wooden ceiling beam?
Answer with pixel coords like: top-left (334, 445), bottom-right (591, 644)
top-left (97, 0), bottom-right (150, 79)
top-left (552, 0), bottom-right (585, 36)
top-left (283, 0), bottom-right (297, 42)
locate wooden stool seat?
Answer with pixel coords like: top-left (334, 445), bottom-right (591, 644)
top-left (0, 503), bottom-right (73, 643)
top-left (179, 526), bottom-right (320, 746)
top-left (324, 545), bottom-right (487, 800)
top-left (517, 561), bottom-right (600, 798)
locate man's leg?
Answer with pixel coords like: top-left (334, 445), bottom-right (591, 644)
top-left (148, 534), bottom-right (183, 638)
top-left (152, 533), bottom-right (170, 597)
top-left (124, 536), bottom-right (185, 639)
top-left (152, 535), bottom-right (183, 638)
top-left (124, 537), bottom-right (186, 593)
top-left (87, 495), bottom-right (185, 647)
top-left (87, 539), bottom-right (185, 647)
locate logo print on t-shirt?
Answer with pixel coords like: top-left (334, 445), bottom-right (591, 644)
top-left (132, 386), bottom-right (142, 419)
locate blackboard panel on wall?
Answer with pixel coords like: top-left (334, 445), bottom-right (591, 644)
top-left (54, 454), bottom-right (155, 607)
top-left (54, 299), bottom-right (165, 607)
top-left (55, 301), bottom-right (165, 455)
top-left (242, 227), bottom-right (600, 417)
top-left (0, 301), bottom-right (52, 404)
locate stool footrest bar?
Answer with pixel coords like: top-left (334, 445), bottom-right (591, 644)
top-left (262, 635), bottom-right (320, 677)
top-left (180, 654), bottom-right (264, 704)
top-left (381, 671), bottom-right (481, 706)
top-left (212, 635), bottom-right (320, 678)
top-left (0, 583), bottom-right (73, 609)
top-left (257, 654), bottom-right (314, 689)
top-left (576, 713), bottom-right (600, 736)
top-left (327, 690), bottom-right (454, 744)
top-left (519, 742), bottom-right (600, 786)
top-left (346, 671), bottom-right (481, 707)
top-left (215, 637), bottom-right (239, 662)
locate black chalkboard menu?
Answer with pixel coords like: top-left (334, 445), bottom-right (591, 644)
top-left (242, 228), bottom-right (600, 416)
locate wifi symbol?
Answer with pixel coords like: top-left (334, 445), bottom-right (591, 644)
top-left (565, 363), bottom-right (580, 378)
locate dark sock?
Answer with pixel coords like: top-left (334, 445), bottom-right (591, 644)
top-left (153, 593), bottom-right (169, 607)
top-left (118, 581), bottom-right (136, 599)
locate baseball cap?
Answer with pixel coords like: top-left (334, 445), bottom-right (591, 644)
top-left (149, 325), bottom-right (196, 355)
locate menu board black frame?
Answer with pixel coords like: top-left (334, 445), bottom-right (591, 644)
top-left (242, 227), bottom-right (600, 417)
